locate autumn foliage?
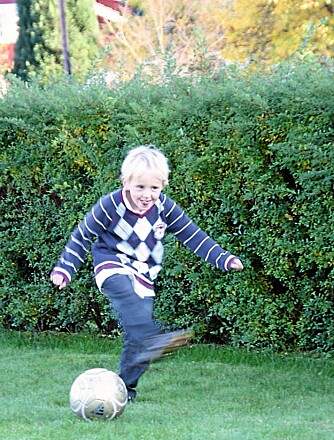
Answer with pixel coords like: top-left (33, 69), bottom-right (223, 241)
top-left (101, 0), bottom-right (334, 78)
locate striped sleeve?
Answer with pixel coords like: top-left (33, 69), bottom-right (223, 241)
top-left (164, 197), bottom-right (236, 271)
top-left (52, 194), bottom-right (113, 283)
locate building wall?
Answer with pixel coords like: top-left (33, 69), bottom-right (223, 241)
top-left (0, 1), bottom-right (18, 44)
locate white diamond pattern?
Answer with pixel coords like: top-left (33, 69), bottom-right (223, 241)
top-left (151, 241), bottom-right (164, 264)
top-left (134, 242), bottom-right (152, 262)
top-left (106, 205), bottom-right (167, 283)
top-left (132, 217), bottom-right (153, 241)
top-left (116, 240), bottom-right (135, 256)
top-left (113, 217), bottom-right (133, 240)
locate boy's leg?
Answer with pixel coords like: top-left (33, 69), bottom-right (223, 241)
top-left (102, 274), bottom-right (159, 400)
top-left (134, 328), bottom-right (194, 364)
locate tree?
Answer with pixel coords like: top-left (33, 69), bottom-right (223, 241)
top-left (12, 0), bottom-right (41, 81)
top-left (64, 0), bottom-right (103, 76)
top-left (219, 0), bottom-right (334, 64)
top-left (100, 0), bottom-right (334, 80)
top-left (100, 0), bottom-right (228, 79)
top-left (12, 0), bottom-right (101, 81)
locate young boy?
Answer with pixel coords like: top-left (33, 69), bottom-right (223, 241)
top-left (51, 145), bottom-right (243, 401)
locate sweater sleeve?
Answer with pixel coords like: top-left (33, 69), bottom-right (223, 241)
top-left (52, 194), bottom-right (114, 283)
top-left (164, 196), bottom-right (237, 271)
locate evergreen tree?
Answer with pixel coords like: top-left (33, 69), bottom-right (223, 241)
top-left (65, 0), bottom-right (102, 76)
top-left (12, 0), bottom-right (42, 81)
top-left (13, 0), bottom-right (101, 81)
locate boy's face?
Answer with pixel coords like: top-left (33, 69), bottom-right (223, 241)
top-left (123, 172), bottom-right (165, 212)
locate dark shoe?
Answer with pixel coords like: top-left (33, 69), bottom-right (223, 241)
top-left (127, 387), bottom-right (136, 403)
top-left (135, 329), bottom-right (194, 364)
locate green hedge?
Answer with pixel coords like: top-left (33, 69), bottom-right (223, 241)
top-left (0, 59), bottom-right (333, 351)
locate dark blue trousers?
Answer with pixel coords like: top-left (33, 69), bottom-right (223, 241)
top-left (102, 274), bottom-right (159, 398)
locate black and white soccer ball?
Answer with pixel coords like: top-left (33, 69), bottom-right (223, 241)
top-left (69, 368), bottom-right (128, 420)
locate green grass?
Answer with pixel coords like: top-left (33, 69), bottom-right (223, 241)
top-left (0, 330), bottom-right (333, 440)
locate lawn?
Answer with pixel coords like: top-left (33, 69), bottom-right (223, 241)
top-left (0, 330), bottom-right (333, 440)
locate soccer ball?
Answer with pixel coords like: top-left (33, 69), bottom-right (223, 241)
top-left (69, 368), bottom-right (128, 420)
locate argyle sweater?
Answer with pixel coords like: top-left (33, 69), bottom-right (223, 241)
top-left (52, 189), bottom-right (238, 297)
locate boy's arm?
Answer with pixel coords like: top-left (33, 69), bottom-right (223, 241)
top-left (164, 197), bottom-right (243, 271)
top-left (51, 194), bottom-right (113, 288)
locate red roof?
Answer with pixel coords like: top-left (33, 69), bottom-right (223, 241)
top-left (95, 0), bottom-right (132, 15)
top-left (0, 0), bottom-right (127, 6)
top-left (96, 0), bottom-right (124, 8)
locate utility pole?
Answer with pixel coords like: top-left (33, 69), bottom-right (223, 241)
top-left (58, 0), bottom-right (71, 74)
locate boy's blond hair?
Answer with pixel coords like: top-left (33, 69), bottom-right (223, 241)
top-left (121, 145), bottom-right (170, 186)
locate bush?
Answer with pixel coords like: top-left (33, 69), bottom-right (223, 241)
top-left (0, 59), bottom-right (333, 351)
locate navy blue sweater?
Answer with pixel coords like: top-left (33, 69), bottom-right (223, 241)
top-left (52, 189), bottom-right (237, 297)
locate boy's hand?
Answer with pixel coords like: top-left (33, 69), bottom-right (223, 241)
top-left (230, 258), bottom-right (244, 270)
top-left (51, 273), bottom-right (67, 290)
